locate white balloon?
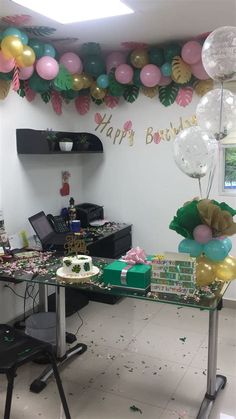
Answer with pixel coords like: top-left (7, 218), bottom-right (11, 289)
top-left (196, 88), bottom-right (236, 139)
top-left (173, 126), bottom-right (218, 179)
top-left (202, 26), bottom-right (236, 81)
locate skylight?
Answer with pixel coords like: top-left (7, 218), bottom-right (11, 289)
top-left (12, 0), bottom-right (134, 24)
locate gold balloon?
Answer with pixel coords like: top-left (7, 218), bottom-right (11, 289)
top-left (81, 73), bottom-right (93, 89)
top-left (214, 255), bottom-right (236, 282)
top-left (72, 74), bottom-right (84, 91)
top-left (90, 83), bottom-right (106, 100)
top-left (130, 49), bottom-right (149, 69)
top-left (1, 35), bottom-right (23, 59)
top-left (196, 255), bottom-right (216, 287)
top-left (15, 45), bottom-right (35, 67)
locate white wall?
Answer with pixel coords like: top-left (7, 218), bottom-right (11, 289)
top-left (0, 89), bottom-right (236, 322)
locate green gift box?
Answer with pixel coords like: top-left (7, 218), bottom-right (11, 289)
top-left (103, 260), bottom-right (151, 291)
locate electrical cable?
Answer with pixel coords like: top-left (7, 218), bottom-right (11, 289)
top-left (74, 310), bottom-right (84, 336)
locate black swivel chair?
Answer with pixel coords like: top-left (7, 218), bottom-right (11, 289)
top-left (0, 324), bottom-right (71, 419)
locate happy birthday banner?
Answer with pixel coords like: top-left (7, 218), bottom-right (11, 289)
top-left (94, 113), bottom-right (197, 146)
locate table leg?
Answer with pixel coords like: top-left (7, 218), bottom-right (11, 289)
top-left (38, 283), bottom-right (48, 312)
top-left (197, 305), bottom-right (227, 418)
top-left (30, 285), bottom-right (87, 393)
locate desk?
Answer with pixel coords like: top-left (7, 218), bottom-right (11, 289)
top-left (0, 255), bottom-right (229, 419)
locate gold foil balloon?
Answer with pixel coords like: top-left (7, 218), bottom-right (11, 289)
top-left (90, 83), bottom-right (106, 100)
top-left (214, 255), bottom-right (236, 282)
top-left (196, 255), bottom-right (216, 287)
top-left (130, 49), bottom-right (149, 69)
top-left (81, 73), bottom-right (93, 88)
top-left (16, 45), bottom-right (36, 67)
top-left (1, 35), bottom-right (23, 59)
top-left (72, 73), bottom-right (84, 91)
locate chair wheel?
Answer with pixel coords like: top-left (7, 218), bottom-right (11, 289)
top-left (30, 379), bottom-right (47, 393)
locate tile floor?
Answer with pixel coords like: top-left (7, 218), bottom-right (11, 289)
top-left (0, 298), bottom-right (236, 419)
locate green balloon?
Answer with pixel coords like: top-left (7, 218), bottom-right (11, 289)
top-left (84, 55), bottom-right (105, 78)
top-left (149, 47), bottom-right (164, 66)
top-left (29, 73), bottom-right (50, 93)
top-left (164, 43), bottom-right (181, 62)
top-left (28, 38), bottom-right (45, 59)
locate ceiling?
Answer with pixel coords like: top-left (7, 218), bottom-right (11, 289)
top-left (0, 0), bottom-right (236, 52)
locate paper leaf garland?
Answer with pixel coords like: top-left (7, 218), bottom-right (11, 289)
top-left (51, 90), bottom-right (62, 115)
top-left (24, 26), bottom-right (56, 37)
top-left (123, 85), bottom-right (139, 103)
top-left (172, 56), bottom-right (192, 84)
top-left (159, 83), bottom-right (179, 107)
top-left (24, 80), bottom-right (36, 102)
top-left (142, 86), bottom-right (159, 98)
top-left (53, 66), bottom-right (73, 91)
top-left (175, 86), bottom-right (193, 107)
top-left (75, 95), bottom-right (90, 115)
top-left (193, 79), bottom-right (214, 97)
top-left (0, 80), bottom-right (11, 100)
top-left (104, 95), bottom-right (120, 108)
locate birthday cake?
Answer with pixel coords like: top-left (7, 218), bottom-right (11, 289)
top-left (56, 255), bottom-right (99, 283)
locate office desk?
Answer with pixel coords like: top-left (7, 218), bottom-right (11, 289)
top-left (0, 255), bottom-right (229, 419)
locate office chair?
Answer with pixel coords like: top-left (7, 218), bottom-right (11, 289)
top-left (0, 324), bottom-right (71, 419)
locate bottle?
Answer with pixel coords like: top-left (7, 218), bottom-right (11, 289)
top-left (68, 197), bottom-right (77, 221)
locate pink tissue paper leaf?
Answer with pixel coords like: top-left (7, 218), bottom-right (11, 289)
top-left (75, 96), bottom-right (90, 115)
top-left (104, 95), bottom-right (120, 109)
top-left (94, 112), bottom-right (102, 124)
top-left (176, 87), bottom-right (193, 107)
top-left (1, 14), bottom-right (32, 25)
top-left (24, 80), bottom-right (36, 102)
top-left (123, 120), bottom-right (132, 132)
top-left (153, 132), bottom-right (161, 144)
top-left (51, 90), bottom-right (62, 115)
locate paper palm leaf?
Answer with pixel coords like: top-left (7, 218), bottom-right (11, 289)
top-left (53, 65), bottom-right (73, 91)
top-left (41, 91), bottom-right (51, 103)
top-left (159, 83), bottom-right (179, 106)
top-left (193, 79), bottom-right (213, 97)
top-left (142, 86), bottom-right (158, 98)
top-left (175, 87), bottom-right (193, 107)
top-left (172, 56), bottom-right (192, 84)
top-left (0, 80), bottom-right (11, 100)
top-left (104, 95), bottom-right (120, 108)
top-left (24, 80), bottom-right (36, 102)
top-left (123, 85), bottom-right (139, 103)
top-left (75, 96), bottom-right (90, 115)
top-left (24, 26), bottom-right (56, 37)
top-left (51, 90), bottom-right (62, 115)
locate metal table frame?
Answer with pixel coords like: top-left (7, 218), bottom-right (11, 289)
top-left (31, 282), bottom-right (227, 418)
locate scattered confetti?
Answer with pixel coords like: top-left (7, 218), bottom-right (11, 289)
top-left (179, 337), bottom-right (187, 343)
top-left (130, 405), bottom-right (143, 414)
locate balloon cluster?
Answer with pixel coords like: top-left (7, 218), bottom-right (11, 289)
top-left (0, 26), bottom-right (213, 110)
top-left (170, 198), bottom-right (236, 285)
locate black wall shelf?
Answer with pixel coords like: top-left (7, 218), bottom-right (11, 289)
top-left (16, 129), bottom-right (103, 154)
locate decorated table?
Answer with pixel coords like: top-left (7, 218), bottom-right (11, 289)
top-left (0, 251), bottom-right (230, 418)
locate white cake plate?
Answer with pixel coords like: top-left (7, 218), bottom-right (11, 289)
top-left (56, 266), bottom-right (100, 283)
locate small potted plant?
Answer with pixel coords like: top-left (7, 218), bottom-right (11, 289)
top-left (76, 134), bottom-right (89, 150)
top-left (45, 129), bottom-right (58, 151)
top-left (59, 138), bottom-right (74, 152)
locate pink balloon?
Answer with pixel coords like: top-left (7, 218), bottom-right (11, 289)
top-left (181, 41), bottom-right (202, 65)
top-left (0, 51), bottom-right (15, 73)
top-left (193, 224), bottom-right (213, 244)
top-left (140, 64), bottom-right (161, 87)
top-left (19, 65), bottom-right (34, 80)
top-left (115, 64), bottom-right (133, 84)
top-left (106, 51), bottom-right (126, 73)
top-left (36, 57), bottom-right (59, 80)
top-left (159, 75), bottom-right (172, 86)
top-left (59, 52), bottom-right (83, 74)
top-left (191, 60), bottom-right (209, 80)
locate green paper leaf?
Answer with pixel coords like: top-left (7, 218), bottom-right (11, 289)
top-left (61, 89), bottom-right (78, 101)
top-left (91, 96), bottom-right (104, 105)
top-left (53, 65), bottom-right (73, 91)
top-left (169, 200), bottom-right (202, 239)
top-left (0, 71), bottom-right (13, 81)
top-left (24, 26), bottom-right (56, 37)
top-left (41, 91), bottom-right (51, 103)
top-left (29, 73), bottom-right (51, 93)
top-left (17, 80), bottom-right (25, 98)
top-left (108, 69), bottom-right (125, 97)
top-left (123, 85), bottom-right (139, 103)
top-left (159, 83), bottom-right (179, 107)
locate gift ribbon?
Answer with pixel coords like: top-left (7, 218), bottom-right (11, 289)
top-left (120, 247), bottom-right (150, 285)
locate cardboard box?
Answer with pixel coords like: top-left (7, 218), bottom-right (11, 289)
top-left (103, 260), bottom-right (151, 291)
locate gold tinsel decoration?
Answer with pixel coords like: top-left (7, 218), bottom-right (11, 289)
top-left (142, 86), bottom-right (159, 98)
top-left (197, 199), bottom-right (236, 237)
top-left (171, 56), bottom-right (192, 84)
top-left (193, 79), bottom-right (213, 97)
top-left (0, 80), bottom-right (11, 100)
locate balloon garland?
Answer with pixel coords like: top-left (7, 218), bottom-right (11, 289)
top-left (0, 26), bottom-right (213, 113)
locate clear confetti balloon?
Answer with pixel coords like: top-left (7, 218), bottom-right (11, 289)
top-left (173, 126), bottom-right (218, 179)
top-left (196, 88), bottom-right (236, 139)
top-left (202, 26), bottom-right (236, 81)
